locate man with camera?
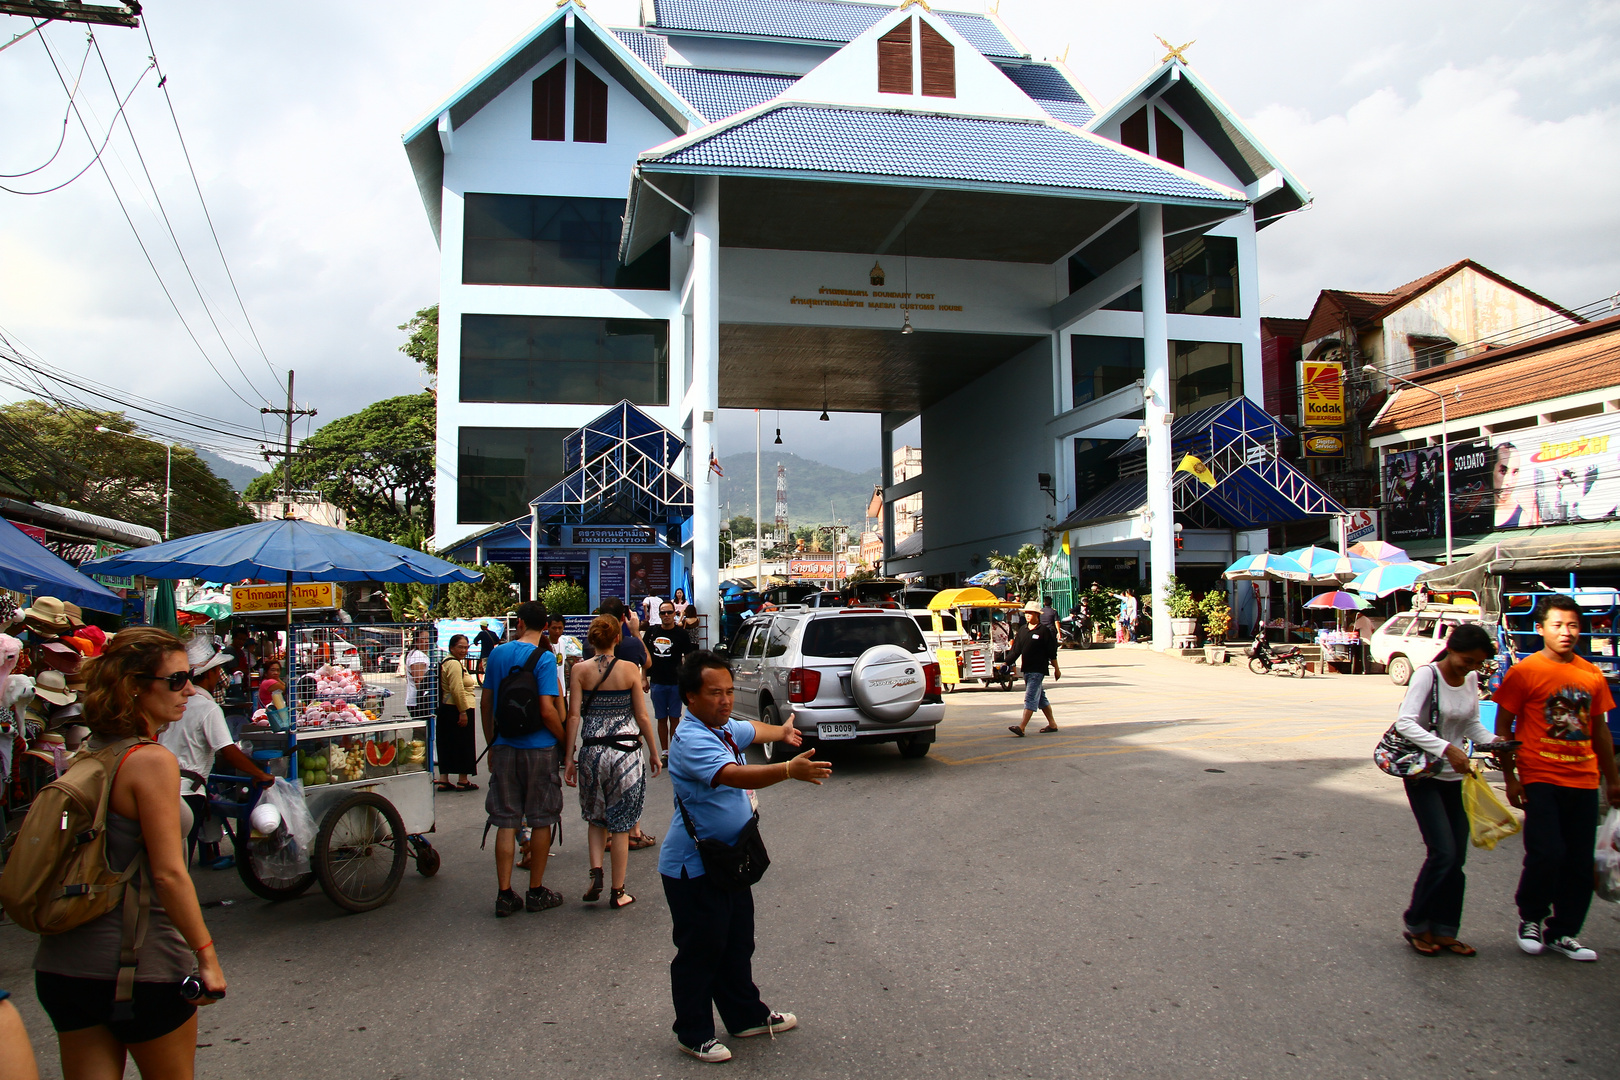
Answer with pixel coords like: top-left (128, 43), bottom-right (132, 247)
top-left (660, 650), bottom-right (832, 1063)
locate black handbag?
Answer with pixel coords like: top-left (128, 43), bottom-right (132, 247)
top-left (675, 794), bottom-right (770, 891)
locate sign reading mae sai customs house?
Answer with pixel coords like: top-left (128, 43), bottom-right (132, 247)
top-left (1300, 362), bottom-right (1345, 427)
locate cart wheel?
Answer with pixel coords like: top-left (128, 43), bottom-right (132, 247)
top-left (236, 840), bottom-right (316, 902)
top-left (314, 791), bottom-right (408, 913)
top-left (411, 837), bottom-right (442, 878)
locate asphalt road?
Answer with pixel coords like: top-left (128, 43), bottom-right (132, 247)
top-left (5, 648), bottom-right (1620, 1079)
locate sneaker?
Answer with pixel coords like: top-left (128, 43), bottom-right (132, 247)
top-left (661, 752), bottom-right (669, 768)
top-left (733, 1012), bottom-right (797, 1038)
top-left (1516, 920), bottom-right (1544, 955)
top-left (678, 1039), bottom-right (732, 1063)
top-left (495, 889), bottom-right (523, 918)
top-left (1545, 935), bottom-right (1597, 961)
top-left (207, 855), bottom-right (236, 871)
top-left (525, 886), bottom-right (564, 913)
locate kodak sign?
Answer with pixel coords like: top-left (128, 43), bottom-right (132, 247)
top-left (1301, 361), bottom-right (1345, 427)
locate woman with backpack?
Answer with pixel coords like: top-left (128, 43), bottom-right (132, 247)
top-left (30, 627), bottom-right (227, 1077)
top-left (563, 616), bottom-right (660, 908)
top-left (1392, 622), bottom-right (1499, 957)
top-left (435, 634), bottom-right (479, 792)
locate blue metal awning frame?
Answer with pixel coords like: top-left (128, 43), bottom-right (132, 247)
top-left (532, 401), bottom-right (694, 528)
top-left (1063, 398), bottom-right (1344, 531)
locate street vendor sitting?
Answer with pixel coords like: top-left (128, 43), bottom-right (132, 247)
top-left (160, 637), bottom-right (274, 870)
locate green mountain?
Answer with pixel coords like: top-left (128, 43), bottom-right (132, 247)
top-left (718, 452), bottom-right (880, 529)
top-left (192, 447), bottom-right (265, 494)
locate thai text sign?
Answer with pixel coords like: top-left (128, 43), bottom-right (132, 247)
top-left (788, 556), bottom-right (849, 578)
top-left (232, 582), bottom-right (340, 613)
top-left (571, 526), bottom-right (656, 546)
top-left (1300, 362), bottom-right (1344, 427)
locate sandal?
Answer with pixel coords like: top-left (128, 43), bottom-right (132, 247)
top-left (455, 782), bottom-right (480, 791)
top-left (1402, 931), bottom-right (1442, 957)
top-left (609, 886), bottom-right (635, 909)
top-left (583, 867), bottom-right (604, 902)
top-left (1008, 725), bottom-right (1025, 737)
top-left (1431, 937), bottom-right (1476, 957)
top-left (435, 781), bottom-right (456, 792)
top-left (1040, 726), bottom-right (1059, 733)
top-left (629, 833), bottom-right (657, 850)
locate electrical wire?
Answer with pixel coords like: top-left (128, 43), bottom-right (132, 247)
top-left (0, 39), bottom-right (151, 195)
top-left (87, 30), bottom-right (275, 408)
top-left (0, 31), bottom-right (91, 178)
top-left (30, 24), bottom-right (267, 415)
top-left (141, 15), bottom-right (282, 391)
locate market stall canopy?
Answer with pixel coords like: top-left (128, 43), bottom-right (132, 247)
top-left (1304, 590), bottom-right (1370, 610)
top-left (1345, 561), bottom-right (1441, 599)
top-left (0, 515), bottom-right (123, 612)
top-left (1348, 541), bottom-right (1409, 563)
top-left (1222, 552), bottom-right (1308, 581)
top-left (80, 519), bottom-right (481, 585)
top-left (1416, 536), bottom-right (1620, 601)
top-left (1283, 546), bottom-right (1378, 582)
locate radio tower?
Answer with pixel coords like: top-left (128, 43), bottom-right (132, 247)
top-left (774, 462), bottom-right (789, 545)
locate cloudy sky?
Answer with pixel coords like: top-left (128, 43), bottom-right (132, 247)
top-left (1, 0), bottom-right (1615, 477)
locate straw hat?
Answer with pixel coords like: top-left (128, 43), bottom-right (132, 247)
top-left (61, 602), bottom-right (85, 629)
top-left (21, 596), bottom-right (72, 634)
top-left (34, 670), bottom-right (77, 707)
top-left (186, 635), bottom-right (235, 677)
top-left (1023, 601), bottom-right (1042, 613)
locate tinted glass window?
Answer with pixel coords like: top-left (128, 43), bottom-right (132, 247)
top-left (744, 625), bottom-right (766, 659)
top-left (457, 426), bottom-right (571, 524)
top-left (729, 626), bottom-right (752, 656)
top-left (460, 314), bottom-right (668, 406)
top-left (1171, 341), bottom-right (1242, 414)
top-left (1166, 235), bottom-right (1238, 318)
top-left (1382, 616), bottom-right (1413, 636)
top-left (765, 619), bottom-right (796, 657)
top-left (802, 616), bottom-right (927, 658)
top-left (463, 194), bottom-right (670, 290)
top-left (1072, 335), bottom-right (1145, 408)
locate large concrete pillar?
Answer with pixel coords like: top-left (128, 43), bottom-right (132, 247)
top-left (691, 176), bottom-right (721, 634)
top-left (880, 423), bottom-right (896, 568)
top-left (1140, 204), bottom-right (1175, 650)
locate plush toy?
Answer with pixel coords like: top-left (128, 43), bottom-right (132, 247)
top-left (0, 633), bottom-right (20, 683)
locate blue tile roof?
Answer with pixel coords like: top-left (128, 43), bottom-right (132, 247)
top-left (999, 63), bottom-right (1094, 126)
top-left (648, 105), bottom-right (1242, 203)
top-left (616, 28), bottom-right (795, 123)
top-left (650, 0), bottom-right (1024, 59)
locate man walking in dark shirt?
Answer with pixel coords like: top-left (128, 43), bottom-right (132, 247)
top-left (1007, 601), bottom-right (1061, 736)
top-left (473, 620), bottom-right (502, 679)
top-left (643, 599), bottom-right (695, 766)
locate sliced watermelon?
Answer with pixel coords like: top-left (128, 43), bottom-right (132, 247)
top-left (364, 741), bottom-right (397, 767)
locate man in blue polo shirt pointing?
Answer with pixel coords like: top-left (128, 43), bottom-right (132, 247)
top-left (660, 649), bottom-right (832, 1064)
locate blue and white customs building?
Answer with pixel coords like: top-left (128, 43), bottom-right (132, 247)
top-left (404, 0), bottom-right (1340, 645)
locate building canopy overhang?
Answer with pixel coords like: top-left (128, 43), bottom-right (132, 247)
top-left (621, 102), bottom-right (1247, 264)
top-left (1059, 397), bottom-right (1345, 534)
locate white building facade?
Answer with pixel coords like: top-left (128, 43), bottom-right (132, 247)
top-left (404, 0), bottom-right (1324, 646)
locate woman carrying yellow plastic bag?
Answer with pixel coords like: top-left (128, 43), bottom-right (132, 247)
top-left (1461, 769), bottom-right (1523, 850)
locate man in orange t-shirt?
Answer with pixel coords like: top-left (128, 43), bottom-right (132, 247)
top-left (1493, 594), bottom-right (1620, 962)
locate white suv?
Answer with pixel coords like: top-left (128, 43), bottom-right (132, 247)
top-left (722, 607), bottom-right (945, 759)
top-left (1368, 605), bottom-right (1481, 685)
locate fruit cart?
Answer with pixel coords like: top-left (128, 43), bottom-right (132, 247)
top-left (210, 621), bottom-right (441, 913)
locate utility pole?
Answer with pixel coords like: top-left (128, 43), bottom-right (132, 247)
top-left (260, 371), bottom-right (317, 648)
top-left (0, 1), bottom-right (143, 28)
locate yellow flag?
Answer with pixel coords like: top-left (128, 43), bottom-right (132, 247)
top-left (1061, 530), bottom-right (1070, 555)
top-left (1176, 453), bottom-right (1216, 487)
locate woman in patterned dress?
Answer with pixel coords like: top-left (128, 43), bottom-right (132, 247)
top-left (563, 616), bottom-right (660, 908)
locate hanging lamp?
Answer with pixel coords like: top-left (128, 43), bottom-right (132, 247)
top-left (819, 373), bottom-right (830, 421)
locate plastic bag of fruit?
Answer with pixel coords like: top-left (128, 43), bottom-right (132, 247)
top-left (247, 779), bottom-right (319, 885)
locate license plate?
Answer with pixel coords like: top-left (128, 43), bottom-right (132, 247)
top-left (817, 722), bottom-right (857, 741)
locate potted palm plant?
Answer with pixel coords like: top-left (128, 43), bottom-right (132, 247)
top-left (1166, 577), bottom-right (1199, 644)
top-left (1200, 591), bottom-right (1232, 664)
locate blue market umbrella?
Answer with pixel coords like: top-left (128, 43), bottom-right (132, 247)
top-left (0, 514), bottom-right (123, 612)
top-left (1345, 560), bottom-right (1441, 598)
top-left (1284, 546), bottom-right (1379, 582)
top-left (1222, 553), bottom-right (1308, 581)
top-left (80, 519), bottom-right (481, 585)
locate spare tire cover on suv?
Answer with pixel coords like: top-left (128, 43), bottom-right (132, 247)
top-left (850, 644), bottom-right (926, 722)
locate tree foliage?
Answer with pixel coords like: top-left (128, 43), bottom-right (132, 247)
top-left (245, 393), bottom-right (434, 540)
top-left (398, 304), bottom-right (438, 380)
top-left (0, 401), bottom-right (249, 537)
top-left (540, 580), bottom-right (588, 616)
top-left (987, 543), bottom-right (1044, 598)
top-left (443, 560), bottom-right (516, 619)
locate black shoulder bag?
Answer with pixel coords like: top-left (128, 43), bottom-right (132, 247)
top-left (674, 727), bottom-right (770, 890)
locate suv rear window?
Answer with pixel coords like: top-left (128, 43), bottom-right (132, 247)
top-left (802, 615), bottom-right (928, 658)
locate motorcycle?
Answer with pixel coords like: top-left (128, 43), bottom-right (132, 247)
top-left (1247, 628), bottom-right (1307, 678)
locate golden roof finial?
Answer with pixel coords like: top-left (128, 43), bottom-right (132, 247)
top-left (1155, 35), bottom-right (1194, 64)
top-left (899, 0), bottom-right (932, 11)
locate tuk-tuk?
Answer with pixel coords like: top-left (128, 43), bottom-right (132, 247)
top-left (926, 587), bottom-right (1023, 690)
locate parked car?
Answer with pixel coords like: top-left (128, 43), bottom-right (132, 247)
top-left (720, 606), bottom-right (944, 758)
top-left (377, 647), bottom-right (404, 673)
top-left (1368, 604), bottom-right (1481, 685)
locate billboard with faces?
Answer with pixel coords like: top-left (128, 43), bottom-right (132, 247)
top-left (1384, 413), bottom-right (1620, 541)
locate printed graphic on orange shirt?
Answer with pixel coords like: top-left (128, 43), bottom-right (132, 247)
top-left (1544, 685), bottom-right (1592, 741)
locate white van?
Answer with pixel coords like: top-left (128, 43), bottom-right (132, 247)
top-left (1367, 604), bottom-right (1481, 685)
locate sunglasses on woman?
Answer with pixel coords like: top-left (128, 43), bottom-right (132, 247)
top-left (139, 671), bottom-right (196, 691)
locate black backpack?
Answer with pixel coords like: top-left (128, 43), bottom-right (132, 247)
top-left (494, 646), bottom-right (549, 739)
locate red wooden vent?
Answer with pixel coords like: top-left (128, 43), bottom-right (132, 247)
top-left (574, 61), bottom-right (608, 143)
top-left (919, 20), bottom-right (954, 98)
top-left (877, 18), bottom-right (912, 94)
top-left (531, 61), bottom-right (565, 142)
top-left (1154, 107), bottom-right (1184, 168)
top-left (1118, 106), bottom-right (1149, 154)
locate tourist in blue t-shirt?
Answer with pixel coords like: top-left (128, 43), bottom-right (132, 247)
top-left (478, 601), bottom-right (564, 918)
top-left (660, 650), bottom-right (831, 1063)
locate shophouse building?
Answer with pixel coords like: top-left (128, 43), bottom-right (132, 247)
top-left (403, 0), bottom-right (1325, 645)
